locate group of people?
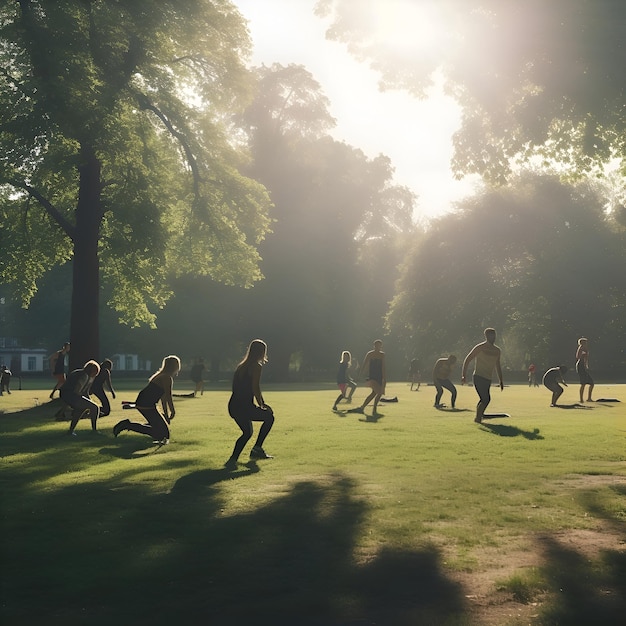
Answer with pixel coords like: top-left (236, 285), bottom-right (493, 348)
top-left (329, 331), bottom-right (504, 424)
top-left (49, 342), bottom-right (118, 436)
top-left (541, 337), bottom-right (595, 407)
top-left (44, 330), bottom-right (596, 468)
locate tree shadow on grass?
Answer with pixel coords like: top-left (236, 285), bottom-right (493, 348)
top-left (537, 534), bottom-right (626, 624)
top-left (480, 423), bottom-right (544, 440)
top-left (1, 469), bottom-right (469, 626)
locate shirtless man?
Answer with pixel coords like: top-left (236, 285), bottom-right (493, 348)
top-left (461, 328), bottom-right (503, 423)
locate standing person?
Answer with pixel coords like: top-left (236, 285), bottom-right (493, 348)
top-left (190, 357), bottom-right (206, 397)
top-left (225, 339), bottom-right (274, 469)
top-left (0, 364), bottom-right (11, 395)
top-left (113, 355), bottom-right (180, 443)
top-left (528, 363), bottom-right (538, 387)
top-left (332, 350), bottom-right (357, 411)
top-left (432, 355), bottom-right (457, 409)
top-left (90, 359), bottom-right (116, 417)
top-left (60, 360), bottom-right (100, 435)
top-left (542, 365), bottom-right (568, 407)
top-left (575, 337), bottom-right (594, 402)
top-left (49, 342), bottom-right (70, 398)
top-left (349, 339), bottom-right (386, 416)
top-left (409, 358), bottom-right (421, 391)
top-left (461, 328), bottom-right (504, 424)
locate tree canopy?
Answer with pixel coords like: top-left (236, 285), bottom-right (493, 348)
top-left (0, 0), bottom-right (271, 366)
top-left (316, 0), bottom-right (626, 183)
top-left (387, 172), bottom-right (626, 370)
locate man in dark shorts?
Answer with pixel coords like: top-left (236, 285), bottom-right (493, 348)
top-left (432, 355), bottom-right (457, 408)
top-left (461, 328), bottom-right (504, 423)
top-left (542, 365), bottom-right (568, 407)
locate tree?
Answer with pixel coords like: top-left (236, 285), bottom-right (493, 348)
top-left (0, 0), bottom-right (272, 368)
top-left (236, 64), bottom-right (417, 380)
top-left (387, 173), bottom-right (625, 370)
top-left (316, 0), bottom-right (626, 182)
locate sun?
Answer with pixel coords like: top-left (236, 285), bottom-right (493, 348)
top-left (369, 0), bottom-right (447, 55)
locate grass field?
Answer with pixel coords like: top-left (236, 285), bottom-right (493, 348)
top-left (1, 380), bottom-right (625, 625)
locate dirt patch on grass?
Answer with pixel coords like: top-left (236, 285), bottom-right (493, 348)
top-left (448, 473), bottom-right (626, 625)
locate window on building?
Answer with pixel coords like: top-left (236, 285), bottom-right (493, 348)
top-left (125, 355), bottom-right (133, 370)
top-left (28, 356), bottom-right (37, 371)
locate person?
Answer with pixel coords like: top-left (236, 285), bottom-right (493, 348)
top-left (90, 359), bottom-right (116, 417)
top-left (349, 339), bottom-right (386, 416)
top-left (0, 364), bottom-right (11, 395)
top-left (332, 350), bottom-right (357, 410)
top-left (461, 328), bottom-right (504, 424)
top-left (542, 365), bottom-right (568, 407)
top-left (575, 337), bottom-right (594, 402)
top-left (409, 358), bottom-right (421, 391)
top-left (432, 355), bottom-right (457, 409)
top-left (190, 357), bottom-right (206, 397)
top-left (225, 339), bottom-right (274, 469)
top-left (528, 363), bottom-right (538, 387)
top-left (49, 342), bottom-right (70, 398)
top-left (113, 355), bottom-right (180, 443)
top-left (60, 360), bottom-right (101, 435)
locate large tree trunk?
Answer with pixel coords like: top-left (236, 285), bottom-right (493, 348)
top-left (69, 146), bottom-right (102, 370)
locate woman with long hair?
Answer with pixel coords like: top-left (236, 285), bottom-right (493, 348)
top-left (113, 355), bottom-right (180, 443)
top-left (225, 339), bottom-right (274, 468)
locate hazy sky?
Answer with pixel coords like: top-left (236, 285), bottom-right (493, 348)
top-left (233, 0), bottom-right (479, 220)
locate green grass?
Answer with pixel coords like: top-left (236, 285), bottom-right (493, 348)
top-left (1, 382), bottom-right (625, 625)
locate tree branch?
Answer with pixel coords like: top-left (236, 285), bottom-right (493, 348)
top-left (10, 179), bottom-right (75, 240)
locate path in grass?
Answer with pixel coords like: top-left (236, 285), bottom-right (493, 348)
top-left (1, 381), bottom-right (625, 625)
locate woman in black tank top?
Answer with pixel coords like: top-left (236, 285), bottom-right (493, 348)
top-left (113, 355), bottom-right (180, 443)
top-left (225, 339), bottom-right (275, 469)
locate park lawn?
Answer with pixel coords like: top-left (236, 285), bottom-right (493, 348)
top-left (1, 381), bottom-right (625, 625)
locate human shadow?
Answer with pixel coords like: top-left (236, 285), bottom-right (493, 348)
top-left (359, 412), bottom-right (383, 423)
top-left (553, 403), bottom-right (593, 410)
top-left (435, 406), bottom-right (471, 413)
top-left (480, 423), bottom-right (544, 440)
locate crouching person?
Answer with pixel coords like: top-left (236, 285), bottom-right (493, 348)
top-left (60, 360), bottom-right (101, 436)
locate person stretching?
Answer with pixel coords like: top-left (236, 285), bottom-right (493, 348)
top-left (225, 340), bottom-right (275, 469)
top-left (113, 355), bottom-right (180, 444)
top-left (542, 365), bottom-right (568, 407)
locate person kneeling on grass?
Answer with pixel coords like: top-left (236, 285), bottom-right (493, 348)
top-left (113, 355), bottom-right (180, 444)
top-left (60, 360), bottom-right (101, 436)
top-left (542, 365), bottom-right (568, 407)
top-left (225, 339), bottom-right (274, 469)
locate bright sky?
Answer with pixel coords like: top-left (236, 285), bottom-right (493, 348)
top-left (233, 0), bottom-right (479, 221)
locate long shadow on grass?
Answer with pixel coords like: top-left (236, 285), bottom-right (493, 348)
top-left (536, 533), bottom-right (626, 624)
top-left (1, 467), bottom-right (469, 626)
top-left (480, 423), bottom-right (544, 440)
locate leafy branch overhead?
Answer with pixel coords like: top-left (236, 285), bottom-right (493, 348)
top-left (316, 0), bottom-right (626, 183)
top-left (0, 0), bottom-right (272, 328)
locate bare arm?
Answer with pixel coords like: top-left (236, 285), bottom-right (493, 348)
top-left (252, 363), bottom-right (265, 408)
top-left (461, 345), bottom-right (481, 383)
top-left (495, 352), bottom-right (504, 390)
top-left (159, 376), bottom-right (175, 419)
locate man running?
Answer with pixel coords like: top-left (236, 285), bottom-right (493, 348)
top-left (461, 328), bottom-right (503, 424)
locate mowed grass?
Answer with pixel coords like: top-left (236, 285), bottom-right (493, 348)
top-left (1, 381), bottom-right (625, 625)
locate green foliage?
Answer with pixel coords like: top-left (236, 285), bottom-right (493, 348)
top-left (0, 0), bottom-right (272, 331)
top-left (317, 0), bottom-right (626, 182)
top-left (387, 172), bottom-right (626, 368)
